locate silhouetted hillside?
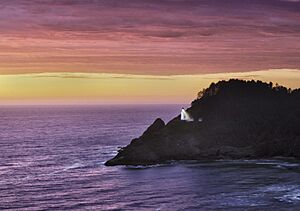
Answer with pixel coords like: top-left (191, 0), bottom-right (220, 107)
top-left (106, 79), bottom-right (300, 166)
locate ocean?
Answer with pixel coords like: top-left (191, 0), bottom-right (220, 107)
top-left (0, 105), bottom-right (299, 210)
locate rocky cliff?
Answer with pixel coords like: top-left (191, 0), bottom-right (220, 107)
top-left (105, 79), bottom-right (300, 166)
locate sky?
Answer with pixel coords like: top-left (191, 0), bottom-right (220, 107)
top-left (0, 0), bottom-right (299, 104)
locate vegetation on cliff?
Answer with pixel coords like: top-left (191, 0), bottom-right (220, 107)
top-left (106, 79), bottom-right (300, 166)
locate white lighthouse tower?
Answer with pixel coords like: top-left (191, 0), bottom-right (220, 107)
top-left (180, 108), bottom-right (193, 122)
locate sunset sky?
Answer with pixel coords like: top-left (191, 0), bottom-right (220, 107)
top-left (0, 0), bottom-right (299, 104)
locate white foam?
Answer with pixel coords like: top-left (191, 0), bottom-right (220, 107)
top-left (277, 189), bottom-right (300, 203)
top-left (64, 162), bottom-right (85, 170)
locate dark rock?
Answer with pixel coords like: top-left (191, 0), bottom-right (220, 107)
top-left (105, 79), bottom-right (300, 166)
top-left (142, 118), bottom-right (165, 135)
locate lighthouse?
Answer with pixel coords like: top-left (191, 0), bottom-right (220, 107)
top-left (180, 108), bottom-right (193, 122)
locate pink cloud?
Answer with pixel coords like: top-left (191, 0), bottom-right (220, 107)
top-left (0, 0), bottom-right (299, 75)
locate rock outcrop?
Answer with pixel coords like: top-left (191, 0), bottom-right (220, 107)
top-left (105, 79), bottom-right (300, 166)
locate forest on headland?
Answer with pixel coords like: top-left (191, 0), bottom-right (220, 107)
top-left (106, 79), bottom-right (300, 166)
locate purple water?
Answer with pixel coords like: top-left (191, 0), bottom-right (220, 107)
top-left (0, 105), bottom-right (299, 210)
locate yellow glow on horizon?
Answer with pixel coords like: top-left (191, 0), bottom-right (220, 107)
top-left (0, 69), bottom-right (300, 105)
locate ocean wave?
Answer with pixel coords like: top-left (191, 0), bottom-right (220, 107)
top-left (63, 162), bottom-right (86, 170)
top-left (124, 163), bottom-right (171, 170)
top-left (276, 189), bottom-right (300, 203)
